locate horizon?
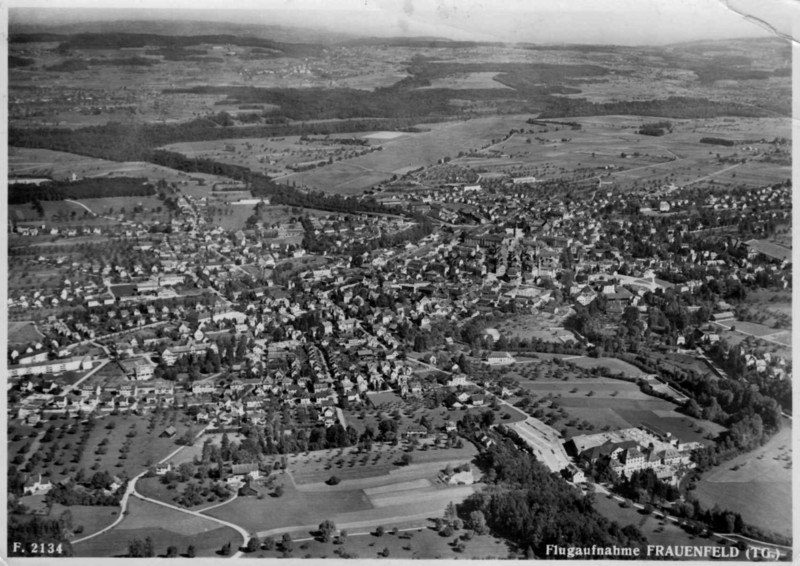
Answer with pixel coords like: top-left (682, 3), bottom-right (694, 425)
top-left (7, 0), bottom-right (790, 46)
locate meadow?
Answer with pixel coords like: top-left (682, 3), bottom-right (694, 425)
top-left (246, 525), bottom-right (511, 560)
top-left (73, 497), bottom-right (243, 557)
top-left (693, 425), bottom-right (792, 538)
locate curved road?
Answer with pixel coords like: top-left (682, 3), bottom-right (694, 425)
top-left (71, 427), bottom-right (253, 556)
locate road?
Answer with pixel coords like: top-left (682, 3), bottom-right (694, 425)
top-left (70, 427), bottom-right (246, 552)
top-left (130, 486), bottom-right (249, 558)
top-left (70, 359), bottom-right (111, 390)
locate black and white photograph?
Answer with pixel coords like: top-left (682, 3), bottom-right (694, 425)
top-left (3, 0), bottom-right (796, 561)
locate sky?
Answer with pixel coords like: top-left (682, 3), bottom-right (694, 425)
top-left (6, 0), bottom-right (795, 45)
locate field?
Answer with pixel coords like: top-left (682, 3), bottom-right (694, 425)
top-left (286, 115), bottom-right (535, 193)
top-left (448, 115), bottom-right (790, 191)
top-left (497, 311), bottom-right (576, 344)
top-left (49, 503), bottom-right (120, 539)
top-left (8, 146), bottom-right (226, 186)
top-left (73, 497), bottom-right (243, 557)
top-left (245, 525), bottom-right (511, 559)
top-left (283, 443), bottom-right (478, 486)
top-left (419, 72), bottom-right (514, 90)
top-left (346, 394), bottom-right (524, 441)
top-left (509, 358), bottom-right (724, 442)
top-left (693, 425), bottom-right (792, 538)
top-left (161, 135), bottom-right (385, 179)
top-left (207, 453), bottom-right (479, 536)
top-left (592, 493), bottom-right (737, 556)
top-left (8, 321), bottom-right (45, 344)
top-left (69, 411), bottom-right (192, 480)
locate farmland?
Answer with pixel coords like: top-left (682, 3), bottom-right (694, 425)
top-left (282, 443), bottom-right (478, 486)
top-left (30, 410), bottom-right (192, 482)
top-left (507, 358), bottom-right (725, 442)
top-left (592, 493), bottom-right (733, 554)
top-left (285, 115), bottom-right (535, 193)
top-left (693, 424), bottom-right (792, 538)
top-left (72, 497), bottom-right (244, 557)
top-left (205, 449), bottom-right (479, 536)
top-left (245, 525), bottom-right (511, 559)
top-left (496, 311), bottom-right (576, 344)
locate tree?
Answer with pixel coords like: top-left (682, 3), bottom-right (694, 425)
top-left (468, 510), bottom-right (489, 535)
top-left (319, 520), bottom-right (337, 543)
top-left (247, 536), bottom-right (261, 553)
top-left (400, 453), bottom-right (413, 466)
top-left (186, 545), bottom-right (196, 558)
top-left (262, 536), bottom-right (275, 551)
top-left (282, 533), bottom-right (294, 552)
top-left (273, 484), bottom-right (284, 497)
top-left (166, 546), bottom-right (178, 558)
top-left (144, 536), bottom-right (155, 557)
top-left (220, 541), bottom-right (232, 556)
top-left (375, 525), bottom-right (385, 537)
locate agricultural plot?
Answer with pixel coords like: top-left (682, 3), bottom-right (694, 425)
top-left (73, 497), bottom-right (243, 557)
top-left (8, 321), bottom-right (45, 344)
top-left (565, 356), bottom-right (648, 378)
top-left (246, 526), bottom-right (510, 560)
top-left (206, 478), bottom-right (373, 533)
top-left (48, 503), bottom-right (120, 539)
top-left (69, 411), bottom-right (192, 480)
top-left (286, 115), bottom-right (535, 193)
top-left (694, 425), bottom-right (792, 538)
top-left (496, 312), bottom-right (576, 344)
top-left (592, 494), bottom-right (727, 552)
top-left (283, 443), bottom-right (477, 486)
top-left (8, 147), bottom-right (220, 185)
top-left (516, 370), bottom-right (723, 443)
top-left (161, 135), bottom-right (383, 179)
top-left (418, 72), bottom-right (515, 90)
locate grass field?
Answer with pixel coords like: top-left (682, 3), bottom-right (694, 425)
top-left (592, 493), bottom-right (731, 553)
top-left (497, 312), bottom-right (576, 344)
top-left (283, 442), bottom-right (478, 486)
top-left (72, 496), bottom-right (244, 557)
top-left (286, 115), bottom-right (535, 193)
top-left (694, 425), bottom-right (792, 538)
top-left (8, 321), bottom-right (45, 343)
top-left (207, 477), bottom-right (373, 533)
top-left (245, 525), bottom-right (511, 559)
top-left (514, 371), bottom-right (724, 443)
top-left (49, 503), bottom-right (120, 539)
top-left (566, 356), bottom-right (649, 378)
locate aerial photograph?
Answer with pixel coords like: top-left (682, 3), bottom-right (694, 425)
top-left (4, 0), bottom-right (794, 561)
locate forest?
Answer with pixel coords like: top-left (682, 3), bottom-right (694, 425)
top-left (459, 439), bottom-right (647, 558)
top-left (9, 177), bottom-right (155, 204)
top-left (8, 31), bottom-right (323, 58)
top-left (539, 96), bottom-right (784, 119)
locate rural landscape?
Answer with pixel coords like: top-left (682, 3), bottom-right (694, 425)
top-left (5, 2), bottom-right (793, 561)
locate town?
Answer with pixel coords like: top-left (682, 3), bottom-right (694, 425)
top-left (6, 6), bottom-right (793, 562)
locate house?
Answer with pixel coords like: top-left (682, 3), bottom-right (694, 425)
top-left (155, 463), bottom-right (172, 476)
top-left (23, 474), bottom-right (53, 495)
top-left (402, 424), bottom-right (429, 438)
top-left (485, 352), bottom-right (515, 365)
top-left (470, 394), bottom-right (486, 407)
top-left (231, 462), bottom-right (260, 480)
top-left (160, 426), bottom-right (177, 439)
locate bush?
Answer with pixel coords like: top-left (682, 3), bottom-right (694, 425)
top-left (326, 475), bottom-right (341, 486)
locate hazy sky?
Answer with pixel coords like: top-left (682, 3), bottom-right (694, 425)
top-left (8, 0), bottom-right (794, 45)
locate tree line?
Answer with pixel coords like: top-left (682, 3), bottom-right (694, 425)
top-left (9, 177), bottom-right (155, 204)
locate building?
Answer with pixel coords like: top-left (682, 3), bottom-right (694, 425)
top-left (485, 352), bottom-right (515, 365)
top-left (8, 356), bottom-right (92, 378)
